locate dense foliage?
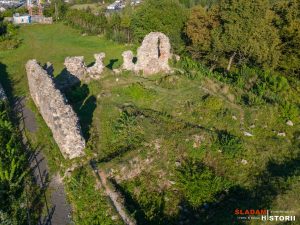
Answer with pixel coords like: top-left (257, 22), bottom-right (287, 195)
top-left (0, 101), bottom-right (38, 224)
top-left (65, 9), bottom-right (107, 34)
top-left (185, 0), bottom-right (300, 76)
top-left (177, 160), bottom-right (232, 207)
top-left (0, 17), bottom-right (20, 50)
top-left (131, 0), bottom-right (187, 51)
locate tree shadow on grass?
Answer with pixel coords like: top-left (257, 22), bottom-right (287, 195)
top-left (110, 152), bottom-right (300, 225)
top-left (64, 83), bottom-right (96, 141)
top-left (111, 179), bottom-right (176, 225)
top-left (182, 153), bottom-right (300, 225)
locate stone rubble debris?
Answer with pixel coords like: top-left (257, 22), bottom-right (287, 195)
top-left (277, 132), bottom-right (286, 137)
top-left (243, 131), bottom-right (253, 137)
top-left (241, 159), bottom-right (248, 165)
top-left (286, 120), bottom-right (294, 126)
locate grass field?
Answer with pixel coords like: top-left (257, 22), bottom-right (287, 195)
top-left (0, 23), bottom-right (127, 96)
top-left (0, 23), bottom-right (300, 225)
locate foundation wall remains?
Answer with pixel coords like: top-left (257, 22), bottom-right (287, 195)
top-left (26, 60), bottom-right (85, 159)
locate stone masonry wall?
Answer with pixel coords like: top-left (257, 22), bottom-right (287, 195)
top-left (121, 32), bottom-right (172, 75)
top-left (26, 60), bottom-right (85, 159)
top-left (0, 83), bottom-right (7, 100)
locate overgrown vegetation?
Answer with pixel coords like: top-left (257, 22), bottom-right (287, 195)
top-left (0, 0), bottom-right (299, 223)
top-left (0, 101), bottom-right (39, 224)
top-left (0, 17), bottom-right (20, 50)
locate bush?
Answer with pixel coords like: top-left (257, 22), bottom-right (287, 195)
top-left (0, 101), bottom-right (38, 224)
top-left (65, 9), bottom-right (107, 35)
top-left (177, 56), bottom-right (212, 79)
top-left (112, 108), bottom-right (144, 149)
top-left (0, 38), bottom-right (20, 50)
top-left (177, 160), bottom-right (232, 207)
top-left (131, 0), bottom-right (187, 52)
top-left (279, 102), bottom-right (299, 121)
top-left (216, 130), bottom-right (243, 157)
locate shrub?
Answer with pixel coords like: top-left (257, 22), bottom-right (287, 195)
top-left (0, 101), bottom-right (38, 224)
top-left (216, 130), bottom-right (243, 157)
top-left (112, 109), bottom-right (144, 149)
top-left (177, 160), bottom-right (232, 207)
top-left (279, 102), bottom-right (299, 121)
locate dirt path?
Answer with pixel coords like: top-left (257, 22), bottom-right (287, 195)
top-left (17, 97), bottom-right (72, 225)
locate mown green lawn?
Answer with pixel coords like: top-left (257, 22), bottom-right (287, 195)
top-left (0, 23), bottom-right (127, 96)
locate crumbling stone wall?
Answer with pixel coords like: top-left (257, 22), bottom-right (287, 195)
top-left (26, 60), bottom-right (85, 159)
top-left (121, 51), bottom-right (135, 71)
top-left (0, 83), bottom-right (7, 100)
top-left (64, 53), bottom-right (106, 82)
top-left (121, 32), bottom-right (172, 75)
top-left (64, 56), bottom-right (87, 80)
top-left (87, 53), bottom-right (106, 79)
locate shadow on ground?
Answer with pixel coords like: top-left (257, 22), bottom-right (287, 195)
top-left (63, 82), bottom-right (96, 141)
top-left (109, 124), bottom-right (300, 225)
top-left (106, 59), bottom-right (118, 70)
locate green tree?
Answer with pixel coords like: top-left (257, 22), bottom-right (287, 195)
top-left (216, 0), bottom-right (281, 71)
top-left (120, 5), bottom-right (133, 43)
top-left (0, 102), bottom-right (29, 224)
top-left (131, 0), bottom-right (187, 51)
top-left (185, 0), bottom-right (281, 71)
top-left (273, 0), bottom-right (300, 77)
top-left (185, 5), bottom-right (220, 69)
top-left (179, 0), bottom-right (218, 8)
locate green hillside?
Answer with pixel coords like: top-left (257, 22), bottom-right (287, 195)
top-left (1, 22), bottom-right (299, 224)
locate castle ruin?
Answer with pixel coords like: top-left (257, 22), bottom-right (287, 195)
top-left (26, 60), bottom-right (86, 159)
top-left (121, 32), bottom-right (172, 75)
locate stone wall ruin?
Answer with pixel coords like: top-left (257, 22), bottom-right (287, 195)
top-left (64, 56), bottom-right (87, 81)
top-left (64, 53), bottom-right (106, 82)
top-left (121, 32), bottom-right (172, 75)
top-left (0, 83), bottom-right (7, 100)
top-left (26, 60), bottom-right (85, 159)
top-left (87, 53), bottom-right (106, 79)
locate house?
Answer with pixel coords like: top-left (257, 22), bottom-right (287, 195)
top-left (13, 13), bottom-right (31, 24)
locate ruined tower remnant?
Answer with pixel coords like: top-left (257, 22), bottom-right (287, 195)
top-left (135, 32), bottom-right (171, 75)
top-left (64, 56), bottom-right (87, 80)
top-left (121, 32), bottom-right (172, 75)
top-left (87, 53), bottom-right (106, 79)
top-left (26, 60), bottom-right (86, 159)
top-left (121, 50), bottom-right (135, 71)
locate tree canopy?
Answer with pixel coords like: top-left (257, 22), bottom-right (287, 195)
top-left (131, 0), bottom-right (187, 51)
top-left (185, 0), bottom-right (285, 72)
